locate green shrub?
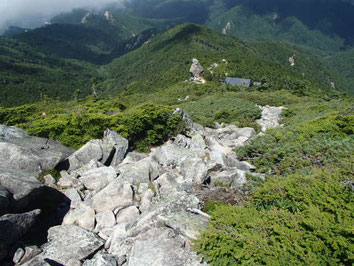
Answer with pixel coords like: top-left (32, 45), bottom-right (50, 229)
top-left (195, 103), bottom-right (354, 265)
top-left (195, 169), bottom-right (354, 265)
top-left (195, 196), bottom-right (353, 265)
top-left (112, 103), bottom-right (184, 151)
top-left (180, 93), bottom-right (261, 128)
top-left (202, 201), bottom-right (226, 213)
top-left (1, 100), bottom-right (184, 151)
top-left (0, 104), bottom-right (37, 124)
top-left (236, 114), bottom-right (354, 175)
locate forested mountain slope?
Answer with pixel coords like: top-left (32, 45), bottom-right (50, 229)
top-left (101, 24), bottom-right (339, 98)
top-left (0, 37), bottom-right (96, 107)
top-left (1, 23), bottom-right (346, 107)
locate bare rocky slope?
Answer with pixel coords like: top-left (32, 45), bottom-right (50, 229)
top-left (0, 106), bottom-right (284, 265)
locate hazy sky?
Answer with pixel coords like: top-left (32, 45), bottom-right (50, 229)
top-left (0, 0), bottom-right (125, 31)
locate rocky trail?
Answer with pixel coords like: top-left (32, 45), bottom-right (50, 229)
top-left (0, 106), bottom-right (284, 266)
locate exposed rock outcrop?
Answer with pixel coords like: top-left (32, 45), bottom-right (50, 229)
top-left (289, 54), bottom-right (296, 66)
top-left (222, 22), bottom-right (231, 35)
top-left (0, 125), bottom-right (73, 175)
top-left (58, 128), bottom-right (128, 173)
top-left (25, 225), bottom-right (105, 265)
top-left (81, 12), bottom-right (95, 23)
top-left (190, 58), bottom-right (206, 84)
top-left (0, 106), bottom-right (285, 265)
top-left (104, 11), bottom-right (115, 22)
top-left (256, 105), bottom-right (286, 132)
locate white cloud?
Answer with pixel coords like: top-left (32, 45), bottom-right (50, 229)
top-left (0, 0), bottom-right (126, 30)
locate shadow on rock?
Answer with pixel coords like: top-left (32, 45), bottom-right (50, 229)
top-left (1, 187), bottom-right (70, 265)
top-left (21, 186), bottom-right (71, 246)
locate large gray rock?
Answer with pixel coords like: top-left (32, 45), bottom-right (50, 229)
top-left (95, 210), bottom-right (116, 232)
top-left (152, 143), bottom-right (204, 166)
top-left (0, 168), bottom-right (42, 211)
top-left (118, 158), bottom-right (161, 184)
top-left (40, 225), bottom-right (104, 265)
top-left (65, 140), bottom-right (104, 173)
top-left (62, 205), bottom-right (96, 231)
top-left (91, 180), bottom-right (134, 213)
top-left (121, 152), bottom-right (148, 165)
top-left (179, 158), bottom-right (208, 184)
top-left (0, 142), bottom-right (42, 174)
top-left (139, 189), bottom-right (155, 213)
top-left (64, 188), bottom-right (82, 208)
top-left (0, 209), bottom-right (41, 252)
top-left (0, 125), bottom-right (73, 174)
top-left (210, 168), bottom-right (247, 188)
top-left (189, 58), bottom-right (204, 78)
top-left (79, 166), bottom-right (117, 192)
top-left (102, 129), bottom-right (129, 167)
top-left (63, 129), bottom-right (128, 172)
top-left (128, 228), bottom-right (202, 266)
top-left (163, 211), bottom-right (208, 240)
top-left (217, 125), bottom-right (256, 140)
top-left (116, 206), bottom-right (140, 224)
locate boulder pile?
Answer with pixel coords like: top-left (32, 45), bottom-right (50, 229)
top-left (0, 106), bottom-right (284, 265)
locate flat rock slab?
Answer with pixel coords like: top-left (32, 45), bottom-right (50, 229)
top-left (79, 166), bottom-right (117, 192)
top-left (0, 125), bottom-right (73, 174)
top-left (163, 211), bottom-right (208, 240)
top-left (91, 180), bottom-right (133, 213)
top-left (118, 158), bottom-right (160, 184)
top-left (152, 143), bottom-right (205, 166)
top-left (41, 225), bottom-right (104, 265)
top-left (128, 228), bottom-right (202, 266)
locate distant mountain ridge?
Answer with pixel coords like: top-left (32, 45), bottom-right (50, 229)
top-left (3, 0), bottom-right (354, 52)
top-left (1, 0), bottom-right (353, 107)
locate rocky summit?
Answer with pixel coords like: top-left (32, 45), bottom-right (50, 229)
top-left (0, 107), bottom-right (284, 265)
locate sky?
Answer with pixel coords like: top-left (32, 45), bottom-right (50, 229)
top-left (0, 0), bottom-right (126, 32)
